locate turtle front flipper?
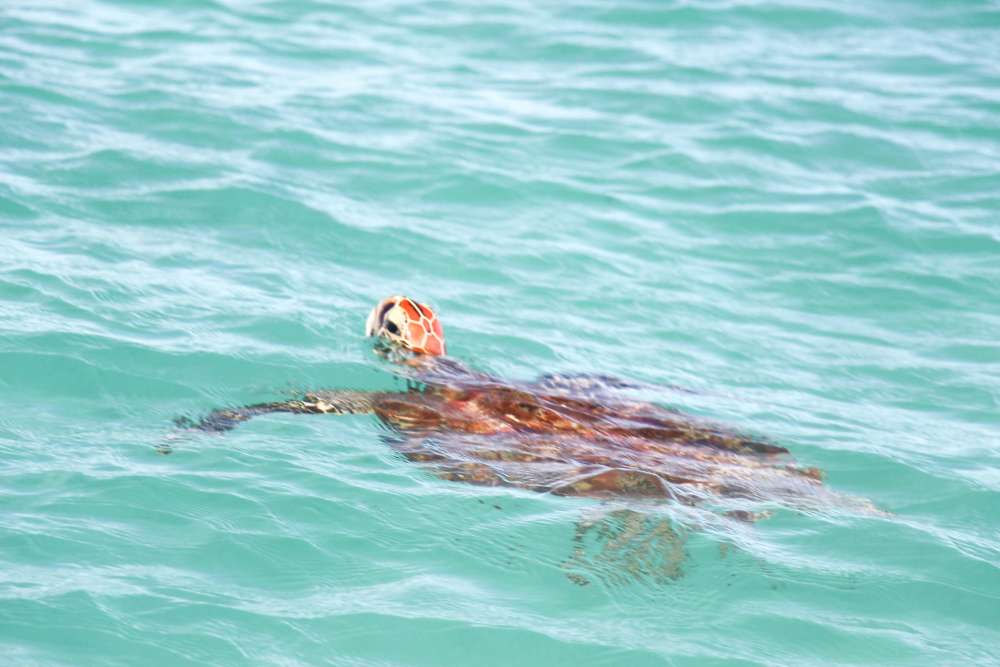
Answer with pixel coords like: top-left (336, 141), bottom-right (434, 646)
top-left (561, 508), bottom-right (687, 586)
top-left (183, 390), bottom-right (381, 432)
top-left (531, 373), bottom-right (642, 400)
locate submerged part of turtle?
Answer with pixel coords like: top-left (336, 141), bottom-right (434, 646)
top-left (184, 295), bottom-right (883, 582)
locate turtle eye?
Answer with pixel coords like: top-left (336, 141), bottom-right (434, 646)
top-left (385, 321), bottom-right (399, 335)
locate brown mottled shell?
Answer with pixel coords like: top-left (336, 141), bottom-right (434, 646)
top-left (360, 377), bottom-right (858, 514)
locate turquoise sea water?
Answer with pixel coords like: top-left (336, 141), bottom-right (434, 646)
top-left (2, 0), bottom-right (999, 664)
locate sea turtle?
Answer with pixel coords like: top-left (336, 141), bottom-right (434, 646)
top-left (185, 295), bottom-right (880, 582)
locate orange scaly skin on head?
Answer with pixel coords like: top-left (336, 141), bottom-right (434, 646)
top-left (366, 295), bottom-right (445, 356)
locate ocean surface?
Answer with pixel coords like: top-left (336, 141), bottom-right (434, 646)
top-left (2, 1), bottom-right (999, 665)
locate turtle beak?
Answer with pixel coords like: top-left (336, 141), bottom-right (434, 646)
top-left (366, 296), bottom-right (400, 337)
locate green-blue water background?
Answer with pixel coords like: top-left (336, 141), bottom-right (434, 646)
top-left (2, 1), bottom-right (999, 664)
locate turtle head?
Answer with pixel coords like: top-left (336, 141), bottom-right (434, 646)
top-left (365, 295), bottom-right (446, 356)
